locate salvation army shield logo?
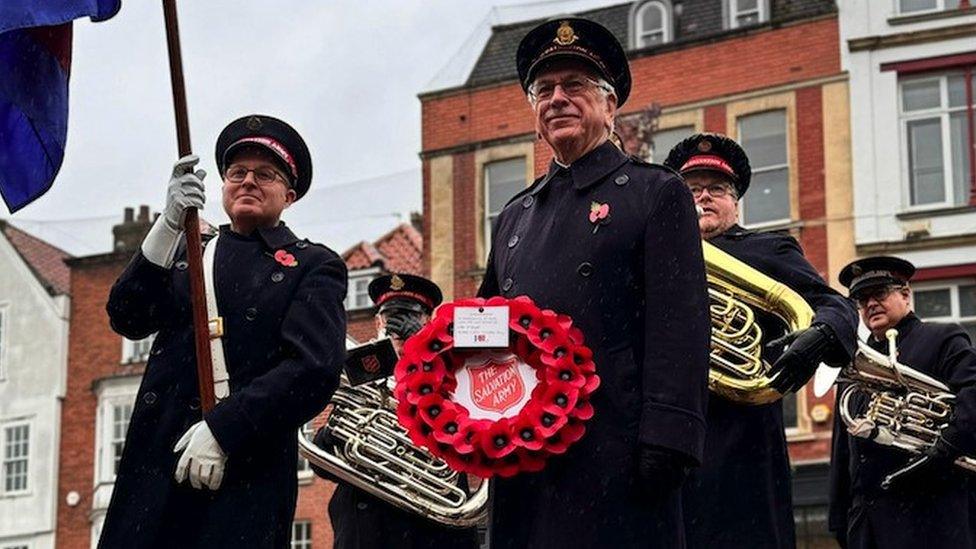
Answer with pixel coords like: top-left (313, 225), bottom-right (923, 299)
top-left (393, 296), bottom-right (601, 478)
top-left (469, 355), bottom-right (525, 414)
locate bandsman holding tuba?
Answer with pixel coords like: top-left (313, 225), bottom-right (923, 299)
top-left (664, 134), bottom-right (858, 548)
top-left (312, 273), bottom-right (480, 549)
top-left (829, 256), bottom-right (976, 549)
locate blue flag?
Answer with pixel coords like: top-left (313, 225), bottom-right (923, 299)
top-left (0, 1), bottom-right (121, 212)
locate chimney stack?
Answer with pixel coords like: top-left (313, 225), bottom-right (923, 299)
top-left (113, 205), bottom-right (155, 252)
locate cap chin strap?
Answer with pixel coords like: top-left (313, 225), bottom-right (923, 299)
top-left (203, 233), bottom-right (230, 401)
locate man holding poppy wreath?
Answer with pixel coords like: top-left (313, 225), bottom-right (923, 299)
top-left (477, 17), bottom-right (711, 548)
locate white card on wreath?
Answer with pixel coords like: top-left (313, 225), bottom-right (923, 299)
top-left (453, 306), bottom-right (510, 348)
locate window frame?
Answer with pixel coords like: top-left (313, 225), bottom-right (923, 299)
top-left (912, 278), bottom-right (976, 332)
top-left (1, 418), bottom-right (31, 497)
top-left (120, 333), bottom-right (156, 364)
top-left (483, 156), bottom-right (529, 258)
top-left (631, 1), bottom-right (672, 49)
top-left (728, 0), bottom-right (768, 29)
top-left (297, 421), bottom-right (314, 480)
top-left (94, 384), bottom-right (138, 485)
top-left (291, 520), bottom-right (312, 549)
top-left (898, 71), bottom-right (975, 210)
top-left (896, 0), bottom-right (959, 16)
top-left (345, 267), bottom-right (381, 311)
top-left (650, 124), bottom-right (696, 164)
top-left (736, 109), bottom-right (793, 228)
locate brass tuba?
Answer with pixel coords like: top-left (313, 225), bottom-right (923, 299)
top-left (297, 371), bottom-right (489, 528)
top-left (832, 329), bottom-right (976, 488)
top-left (703, 241), bottom-right (814, 404)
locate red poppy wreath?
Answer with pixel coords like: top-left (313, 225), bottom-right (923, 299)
top-left (394, 295), bottom-right (600, 478)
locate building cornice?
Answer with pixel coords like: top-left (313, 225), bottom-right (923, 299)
top-left (856, 232), bottom-right (976, 254)
top-left (848, 21), bottom-right (976, 53)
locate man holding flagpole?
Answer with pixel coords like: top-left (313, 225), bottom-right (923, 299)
top-left (99, 114), bottom-right (348, 548)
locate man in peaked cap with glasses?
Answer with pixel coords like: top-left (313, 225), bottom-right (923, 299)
top-left (664, 133), bottom-right (857, 548)
top-left (829, 256), bottom-right (976, 549)
top-left (315, 273), bottom-right (479, 549)
top-left (478, 17), bottom-right (711, 548)
top-left (99, 115), bottom-right (348, 548)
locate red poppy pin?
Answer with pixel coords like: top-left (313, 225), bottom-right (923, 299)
top-left (588, 201), bottom-right (610, 233)
top-left (274, 249), bottom-right (298, 267)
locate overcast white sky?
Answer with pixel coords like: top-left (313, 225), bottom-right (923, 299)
top-left (2, 1), bottom-right (616, 255)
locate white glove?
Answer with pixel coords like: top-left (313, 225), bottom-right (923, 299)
top-left (141, 155), bottom-right (206, 268)
top-left (174, 420), bottom-right (226, 490)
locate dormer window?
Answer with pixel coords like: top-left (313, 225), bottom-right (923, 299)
top-left (728, 0), bottom-right (768, 29)
top-left (631, 1), bottom-right (672, 48)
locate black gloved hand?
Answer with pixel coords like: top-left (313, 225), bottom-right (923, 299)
top-left (384, 313), bottom-right (424, 340)
top-left (766, 323), bottom-right (840, 394)
top-left (637, 445), bottom-right (690, 495)
top-left (924, 425), bottom-right (965, 467)
top-left (309, 427), bottom-right (341, 482)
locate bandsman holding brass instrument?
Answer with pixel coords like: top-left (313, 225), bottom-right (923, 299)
top-left (312, 273), bottom-right (479, 549)
top-left (479, 17), bottom-right (711, 548)
top-left (664, 134), bottom-right (858, 548)
top-left (829, 256), bottom-right (976, 549)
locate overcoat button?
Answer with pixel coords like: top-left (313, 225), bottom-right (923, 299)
top-left (508, 235), bottom-right (520, 248)
top-left (357, 502), bottom-right (369, 510)
top-left (502, 278), bottom-right (514, 292)
top-left (577, 262), bottom-right (594, 277)
top-left (151, 347), bottom-right (163, 356)
top-left (189, 397), bottom-right (201, 411)
top-left (245, 307), bottom-right (258, 321)
top-left (143, 392), bottom-right (158, 405)
top-left (522, 195), bottom-right (534, 208)
top-left (175, 261), bottom-right (188, 271)
top-left (296, 241), bottom-right (308, 249)
top-left (614, 174), bottom-right (629, 186)
top-left (271, 272), bottom-right (284, 283)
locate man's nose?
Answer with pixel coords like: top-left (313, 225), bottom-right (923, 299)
top-left (549, 85), bottom-right (570, 105)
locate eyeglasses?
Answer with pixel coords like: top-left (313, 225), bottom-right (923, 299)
top-left (528, 77), bottom-right (612, 103)
top-left (224, 165), bottom-right (290, 187)
top-left (688, 183), bottom-right (736, 199)
top-left (854, 285), bottom-right (904, 307)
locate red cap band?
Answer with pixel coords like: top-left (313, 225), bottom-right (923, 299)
top-left (680, 155), bottom-right (736, 179)
top-left (230, 136), bottom-right (298, 178)
top-left (377, 291), bottom-right (434, 310)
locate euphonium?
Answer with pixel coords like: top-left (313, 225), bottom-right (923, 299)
top-left (834, 329), bottom-right (976, 488)
top-left (703, 241), bottom-right (814, 404)
top-left (297, 373), bottom-right (489, 528)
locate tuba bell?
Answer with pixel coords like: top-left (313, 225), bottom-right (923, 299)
top-left (703, 241), bottom-right (814, 404)
top-left (298, 340), bottom-right (488, 528)
top-left (833, 328), bottom-right (976, 487)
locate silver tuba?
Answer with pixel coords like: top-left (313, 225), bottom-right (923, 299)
top-left (297, 338), bottom-right (488, 528)
top-left (830, 329), bottom-right (976, 487)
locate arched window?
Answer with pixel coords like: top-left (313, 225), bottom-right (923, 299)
top-left (631, 1), bottom-right (672, 49)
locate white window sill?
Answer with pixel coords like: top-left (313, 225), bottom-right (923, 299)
top-left (889, 6), bottom-right (976, 26)
top-left (896, 203), bottom-right (975, 220)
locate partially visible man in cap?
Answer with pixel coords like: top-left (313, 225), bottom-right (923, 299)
top-left (478, 17), bottom-right (711, 548)
top-left (829, 256), bottom-right (976, 549)
top-left (314, 273), bottom-right (479, 549)
top-left (664, 133), bottom-right (857, 548)
top-left (99, 115), bottom-right (348, 548)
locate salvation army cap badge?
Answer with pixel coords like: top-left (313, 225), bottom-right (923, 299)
top-left (555, 21), bottom-right (578, 45)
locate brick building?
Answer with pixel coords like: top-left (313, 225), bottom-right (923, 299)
top-left (54, 208), bottom-right (423, 548)
top-left (419, 1), bottom-right (854, 545)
